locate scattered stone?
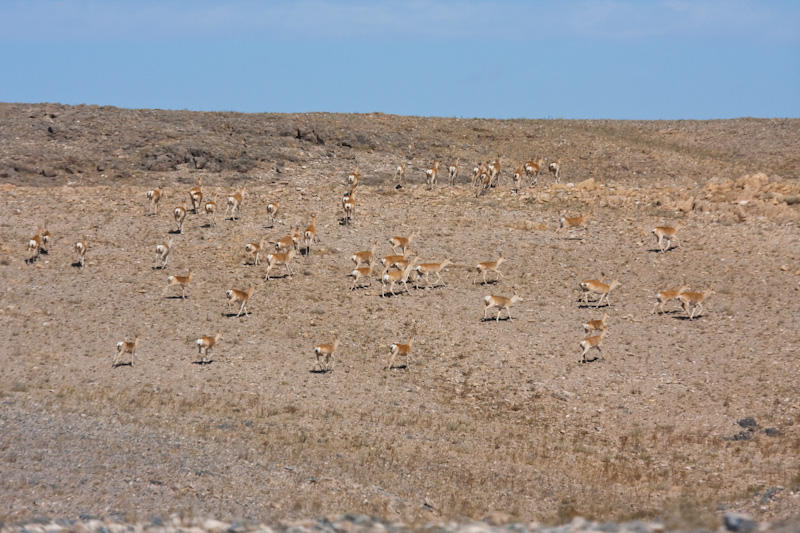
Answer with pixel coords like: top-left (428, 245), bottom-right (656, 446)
top-left (724, 512), bottom-right (756, 532)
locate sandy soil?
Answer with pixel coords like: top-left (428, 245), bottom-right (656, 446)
top-left (1, 103), bottom-right (799, 529)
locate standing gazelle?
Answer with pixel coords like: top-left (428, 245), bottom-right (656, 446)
top-left (225, 186), bottom-right (246, 221)
top-left (303, 214), bottom-right (319, 256)
top-left (264, 248), bottom-right (296, 280)
top-left (342, 192), bottom-right (356, 225)
top-left (314, 336), bottom-right (340, 372)
top-left (386, 337), bottom-right (414, 370)
top-left (146, 187), bottom-right (164, 215)
top-left (395, 162), bottom-right (406, 184)
top-left (114, 334), bottom-right (140, 367)
top-left (27, 227), bottom-right (44, 262)
top-left (448, 160), bottom-right (459, 186)
top-left (74, 237), bottom-right (88, 268)
top-left (166, 270), bottom-right (193, 299)
top-left (483, 290), bottom-right (522, 321)
top-left (189, 177), bottom-right (203, 214)
top-left (266, 200), bottom-right (279, 228)
top-left (652, 221), bottom-right (683, 252)
top-left (204, 191), bottom-right (218, 226)
top-left (245, 238), bottom-right (265, 266)
top-left (226, 286), bottom-right (255, 317)
top-left (549, 158), bottom-right (562, 183)
top-left (426, 160), bottom-right (439, 189)
top-left (524, 158), bottom-right (544, 186)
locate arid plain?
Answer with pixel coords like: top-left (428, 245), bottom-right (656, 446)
top-left (1, 103), bottom-right (799, 529)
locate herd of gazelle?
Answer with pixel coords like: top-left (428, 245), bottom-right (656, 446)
top-left (26, 160), bottom-right (706, 368)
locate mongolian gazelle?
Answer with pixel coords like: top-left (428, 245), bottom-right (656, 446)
top-left (549, 158), bottom-right (562, 183)
top-left (342, 192), bottom-right (356, 225)
top-left (580, 279), bottom-right (621, 308)
top-left (225, 186), bottom-right (246, 221)
top-left (314, 336), bottom-right (340, 372)
top-left (448, 160), bottom-right (459, 186)
top-left (395, 162), bottom-right (406, 184)
top-left (114, 334), bottom-right (140, 367)
top-left (653, 286), bottom-right (690, 314)
top-left (189, 177), bottom-right (203, 214)
top-left (352, 241), bottom-right (378, 269)
top-left (226, 286), bottom-right (255, 317)
top-left (511, 166), bottom-right (524, 194)
top-left (386, 337), bottom-right (414, 370)
top-left (524, 158), bottom-right (544, 185)
top-left (74, 237), bottom-right (88, 268)
top-left (381, 248), bottom-right (413, 273)
top-left (196, 332), bottom-right (222, 363)
top-left (390, 230), bottom-right (414, 254)
top-left (347, 165), bottom-right (360, 193)
top-left (426, 159), bottom-right (439, 189)
top-left (155, 236), bottom-right (173, 269)
top-left (652, 221), bottom-right (683, 252)
top-left (27, 227), bottom-right (44, 262)
top-left (560, 213), bottom-right (589, 232)
top-left (146, 187), bottom-right (164, 215)
top-left (583, 311), bottom-right (609, 334)
top-left (264, 248), bottom-right (296, 280)
top-left (382, 258), bottom-right (418, 297)
top-left (42, 221), bottom-right (53, 252)
top-left (483, 290), bottom-right (522, 322)
top-left (272, 228), bottom-right (299, 253)
top-left (204, 191), bottom-right (218, 226)
top-left (245, 238), bottom-right (265, 266)
top-left (679, 287), bottom-right (714, 320)
top-left (174, 199), bottom-right (187, 234)
top-left (166, 270), bottom-right (193, 299)
top-left (580, 327), bottom-right (609, 363)
top-left (303, 214), bottom-right (319, 256)
top-left (350, 265), bottom-right (373, 290)
top-left (415, 258), bottom-right (452, 288)
top-left (474, 253), bottom-right (505, 285)
top-left (266, 200), bottom-right (279, 228)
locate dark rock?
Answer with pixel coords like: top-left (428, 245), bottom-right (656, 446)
top-left (762, 427), bottom-right (781, 436)
top-left (738, 417), bottom-right (758, 430)
top-left (42, 167), bottom-right (57, 177)
top-left (724, 512), bottom-right (755, 532)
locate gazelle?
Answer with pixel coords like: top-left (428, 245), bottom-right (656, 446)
top-left (27, 227), bottom-right (44, 262)
top-left (448, 160), bottom-right (459, 186)
top-left (511, 166), bottom-right (523, 194)
top-left (580, 326), bottom-right (609, 363)
top-left (189, 177), bottom-right (203, 214)
top-left (580, 279), bottom-right (621, 308)
top-left (245, 237), bottom-right (265, 266)
top-left (347, 164), bottom-right (360, 193)
top-left (679, 287), bottom-right (714, 320)
top-left (41, 221), bottom-right (53, 252)
top-left (386, 337), bottom-right (414, 370)
top-left (426, 159), bottom-right (439, 189)
top-left (653, 286), bottom-right (690, 314)
top-left (382, 258), bottom-right (418, 297)
top-left (560, 213), bottom-right (589, 231)
top-left (155, 236), bottom-right (173, 269)
top-left (352, 241), bottom-right (378, 269)
top-left (273, 228), bottom-right (299, 253)
top-left (314, 336), bottom-right (340, 372)
top-left (483, 290), bottom-right (522, 322)
top-left (74, 237), bottom-right (88, 267)
top-left (475, 253), bottom-right (505, 285)
top-left (489, 155), bottom-right (502, 187)
top-left (266, 200), bottom-right (279, 228)
top-left (174, 199), bottom-right (187, 234)
top-left (196, 332), bottom-right (222, 363)
top-left (390, 230), bottom-right (414, 254)
top-left (114, 334), bottom-right (140, 367)
top-left (350, 265), bottom-right (373, 290)
top-left (204, 191), bottom-right (218, 226)
top-left (583, 311), bottom-right (609, 334)
top-left (524, 158), bottom-right (544, 185)
top-left (146, 187), bottom-right (164, 215)
top-left (264, 248), bottom-right (296, 280)
top-left (226, 286), bottom-right (255, 317)
top-left (395, 162), bottom-right (406, 183)
top-left (225, 186), bottom-right (246, 221)
top-left (189, 176), bottom-right (203, 215)
top-left (652, 221), bottom-right (683, 252)
top-left (303, 214), bottom-right (319, 256)
top-left (342, 192), bottom-right (356, 225)
top-left (415, 258), bottom-right (452, 288)
top-left (549, 158), bottom-right (562, 183)
top-left (380, 248), bottom-right (413, 272)
top-left (166, 270), bottom-right (193, 299)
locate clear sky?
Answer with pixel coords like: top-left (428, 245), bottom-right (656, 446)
top-left (1, 1), bottom-right (798, 119)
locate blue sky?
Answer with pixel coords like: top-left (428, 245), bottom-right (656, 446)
top-left (0, 1), bottom-right (798, 119)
